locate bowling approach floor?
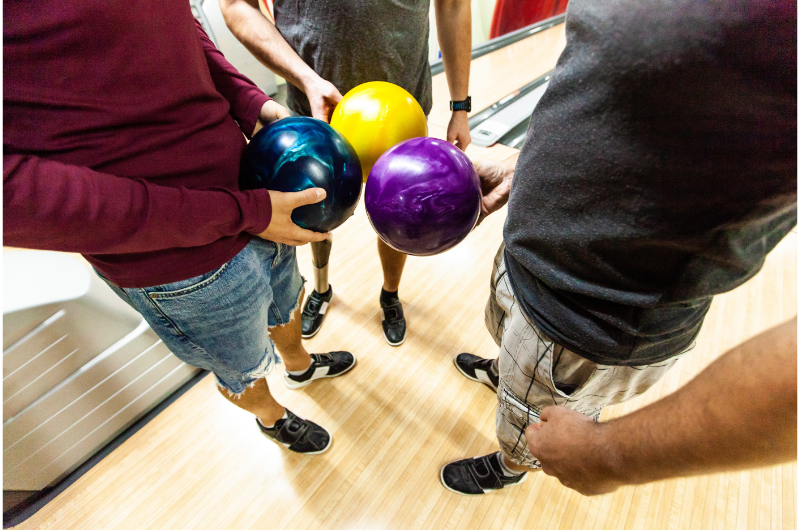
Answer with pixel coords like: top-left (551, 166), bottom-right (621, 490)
top-left (11, 199), bottom-right (797, 529)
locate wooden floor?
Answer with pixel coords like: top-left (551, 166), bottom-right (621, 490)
top-left (11, 20), bottom-right (797, 530)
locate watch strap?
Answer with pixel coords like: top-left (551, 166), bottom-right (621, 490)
top-left (450, 96), bottom-right (471, 112)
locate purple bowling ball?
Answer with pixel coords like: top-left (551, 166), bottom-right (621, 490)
top-left (365, 137), bottom-right (481, 256)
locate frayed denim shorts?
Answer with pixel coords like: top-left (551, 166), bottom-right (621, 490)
top-left (99, 238), bottom-right (304, 395)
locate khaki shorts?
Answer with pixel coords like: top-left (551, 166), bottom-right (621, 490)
top-left (486, 244), bottom-right (690, 468)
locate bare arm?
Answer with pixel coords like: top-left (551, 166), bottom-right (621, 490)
top-left (472, 154), bottom-right (518, 222)
top-left (526, 317), bottom-right (798, 495)
top-left (219, 0), bottom-right (341, 121)
top-left (434, 0), bottom-right (472, 150)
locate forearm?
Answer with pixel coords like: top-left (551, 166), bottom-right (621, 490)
top-left (3, 155), bottom-right (272, 255)
top-left (605, 317), bottom-right (797, 484)
top-left (473, 153), bottom-right (518, 219)
top-left (434, 0), bottom-right (471, 101)
top-left (219, 0), bottom-right (320, 92)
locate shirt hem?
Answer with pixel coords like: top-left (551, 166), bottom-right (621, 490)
top-left (503, 249), bottom-right (700, 367)
top-left (87, 236), bottom-right (253, 289)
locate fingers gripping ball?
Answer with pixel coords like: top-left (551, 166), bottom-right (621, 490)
top-left (240, 117), bottom-right (363, 233)
top-left (365, 137), bottom-right (481, 256)
top-left (330, 81), bottom-right (428, 182)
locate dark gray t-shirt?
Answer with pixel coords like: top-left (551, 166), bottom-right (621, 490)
top-left (505, 0), bottom-right (797, 366)
top-left (273, 0), bottom-right (432, 117)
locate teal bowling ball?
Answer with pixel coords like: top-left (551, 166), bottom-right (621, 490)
top-left (240, 117), bottom-right (363, 232)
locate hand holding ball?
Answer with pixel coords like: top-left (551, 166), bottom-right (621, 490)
top-left (365, 138), bottom-right (482, 256)
top-left (244, 86), bottom-right (481, 256)
top-left (240, 117), bottom-right (362, 233)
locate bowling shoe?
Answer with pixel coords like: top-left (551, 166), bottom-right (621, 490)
top-left (284, 351), bottom-right (356, 389)
top-left (453, 353), bottom-right (499, 392)
top-left (301, 287), bottom-right (333, 339)
top-left (256, 409), bottom-right (332, 454)
top-left (380, 298), bottom-right (406, 346)
top-left (440, 453), bottom-right (527, 495)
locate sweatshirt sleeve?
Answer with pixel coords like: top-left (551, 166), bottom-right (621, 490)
top-left (3, 154), bottom-right (272, 254)
top-left (195, 20), bottom-right (271, 139)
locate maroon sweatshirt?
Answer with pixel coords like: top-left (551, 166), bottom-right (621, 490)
top-left (3, 1), bottom-right (273, 288)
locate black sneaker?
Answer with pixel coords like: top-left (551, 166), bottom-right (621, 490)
top-left (440, 453), bottom-right (527, 495)
top-left (256, 409), bottom-right (332, 454)
top-left (284, 351), bottom-right (356, 389)
top-left (301, 287), bottom-right (333, 339)
top-left (454, 353), bottom-right (499, 392)
top-left (380, 298), bottom-right (406, 346)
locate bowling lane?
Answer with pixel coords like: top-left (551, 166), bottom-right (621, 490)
top-left (469, 70), bottom-right (552, 149)
top-left (427, 20), bottom-right (566, 133)
top-left (428, 123), bottom-right (519, 162)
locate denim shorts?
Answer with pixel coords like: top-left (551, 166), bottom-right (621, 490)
top-left (99, 238), bottom-right (304, 395)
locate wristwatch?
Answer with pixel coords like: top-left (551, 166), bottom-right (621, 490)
top-left (450, 96), bottom-right (471, 112)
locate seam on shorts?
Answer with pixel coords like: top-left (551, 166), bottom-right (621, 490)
top-left (548, 345), bottom-right (599, 400)
top-left (507, 323), bottom-right (559, 458)
top-left (500, 384), bottom-right (543, 468)
top-left (501, 385), bottom-right (544, 420)
top-left (139, 289), bottom-right (185, 336)
top-left (271, 243), bottom-right (282, 269)
top-left (268, 280), bottom-right (304, 329)
top-left (139, 293), bottom-right (218, 368)
top-left (148, 262), bottom-right (230, 299)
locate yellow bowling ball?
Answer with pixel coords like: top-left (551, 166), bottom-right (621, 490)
top-left (331, 81), bottom-right (428, 182)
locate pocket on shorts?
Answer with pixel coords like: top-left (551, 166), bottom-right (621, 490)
top-left (142, 261), bottom-right (232, 336)
top-left (146, 262), bottom-right (229, 300)
top-left (548, 345), bottom-right (598, 398)
top-left (500, 385), bottom-right (543, 425)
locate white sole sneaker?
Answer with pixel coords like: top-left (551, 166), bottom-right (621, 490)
top-left (283, 355), bottom-right (357, 389)
top-left (384, 332), bottom-right (406, 347)
top-left (439, 462), bottom-right (528, 495)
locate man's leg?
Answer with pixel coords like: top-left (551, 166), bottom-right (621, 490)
top-left (216, 376), bottom-right (285, 426)
top-left (214, 374), bottom-right (331, 454)
top-left (377, 237), bottom-right (407, 346)
top-left (378, 236), bottom-right (407, 291)
top-left (270, 286), bottom-right (313, 373)
top-left (441, 244), bottom-right (530, 494)
top-left (269, 242), bottom-right (356, 390)
top-left (97, 243), bottom-right (335, 454)
top-left (500, 454), bottom-right (531, 474)
top-left (300, 236), bottom-right (334, 338)
top-left (441, 243), bottom-right (684, 494)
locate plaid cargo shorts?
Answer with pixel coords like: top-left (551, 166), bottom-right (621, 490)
top-left (486, 243), bottom-right (691, 468)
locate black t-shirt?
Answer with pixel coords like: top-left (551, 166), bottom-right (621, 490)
top-left (272, 0), bottom-right (432, 118)
top-left (504, 0), bottom-right (797, 366)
